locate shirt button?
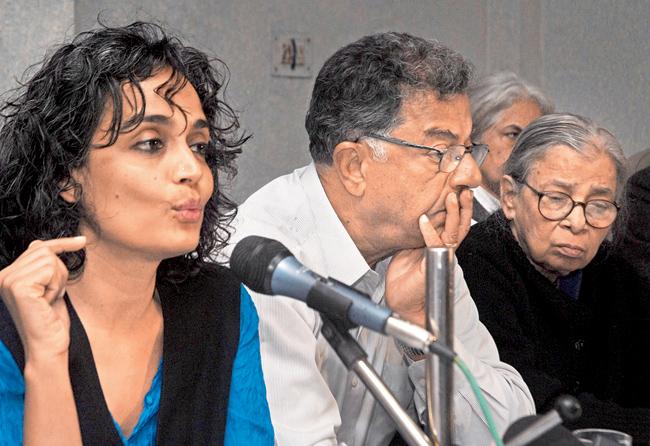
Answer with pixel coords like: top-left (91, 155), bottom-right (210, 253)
top-left (145, 394), bottom-right (153, 406)
top-left (351, 378), bottom-right (358, 387)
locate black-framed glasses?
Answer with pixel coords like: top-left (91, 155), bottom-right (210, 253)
top-left (516, 179), bottom-right (620, 229)
top-left (365, 133), bottom-right (489, 173)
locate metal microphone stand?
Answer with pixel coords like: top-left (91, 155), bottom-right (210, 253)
top-left (425, 247), bottom-right (455, 446)
top-left (320, 315), bottom-right (435, 446)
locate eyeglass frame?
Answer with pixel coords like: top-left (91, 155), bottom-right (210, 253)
top-left (362, 133), bottom-right (489, 172)
top-left (514, 177), bottom-right (620, 229)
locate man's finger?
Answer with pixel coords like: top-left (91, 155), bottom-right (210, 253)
top-left (457, 188), bottom-right (474, 243)
top-left (419, 214), bottom-right (443, 247)
top-left (441, 192), bottom-right (460, 246)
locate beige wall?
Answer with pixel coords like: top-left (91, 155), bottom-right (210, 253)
top-left (2, 0), bottom-right (649, 202)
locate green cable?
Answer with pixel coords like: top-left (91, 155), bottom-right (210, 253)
top-left (453, 355), bottom-right (505, 446)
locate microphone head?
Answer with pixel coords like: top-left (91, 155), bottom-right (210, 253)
top-left (554, 395), bottom-right (582, 423)
top-left (230, 235), bottom-right (292, 294)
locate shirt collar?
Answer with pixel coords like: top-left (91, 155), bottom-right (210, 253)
top-left (300, 163), bottom-right (373, 286)
top-left (473, 185), bottom-right (501, 213)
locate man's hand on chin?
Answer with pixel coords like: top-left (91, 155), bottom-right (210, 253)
top-left (384, 189), bottom-right (473, 327)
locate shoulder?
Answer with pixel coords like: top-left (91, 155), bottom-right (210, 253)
top-left (158, 263), bottom-right (242, 317)
top-left (238, 165), bottom-right (312, 224)
top-left (628, 166), bottom-right (650, 191)
top-left (458, 212), bottom-right (510, 259)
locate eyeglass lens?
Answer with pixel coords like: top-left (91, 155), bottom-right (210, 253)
top-left (538, 193), bottom-right (617, 228)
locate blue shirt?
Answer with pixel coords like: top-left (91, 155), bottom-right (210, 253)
top-left (0, 286), bottom-right (273, 445)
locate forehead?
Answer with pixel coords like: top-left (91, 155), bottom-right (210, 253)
top-left (396, 91), bottom-right (471, 142)
top-left (123, 69), bottom-right (204, 118)
top-left (497, 99), bottom-right (542, 127)
top-left (529, 145), bottom-right (618, 193)
top-left (92, 69), bottom-right (206, 146)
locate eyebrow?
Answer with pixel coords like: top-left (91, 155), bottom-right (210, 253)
top-left (544, 179), bottom-right (614, 195)
top-left (423, 128), bottom-right (458, 141)
top-left (142, 114), bottom-right (209, 130)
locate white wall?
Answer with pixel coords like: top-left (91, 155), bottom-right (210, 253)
top-left (2, 0), bottom-right (649, 202)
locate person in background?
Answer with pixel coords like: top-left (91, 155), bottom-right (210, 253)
top-left (617, 165), bottom-right (650, 285)
top-left (468, 71), bottom-right (553, 223)
top-left (0, 22), bottom-right (273, 445)
top-left (457, 113), bottom-right (650, 442)
top-left (226, 32), bottom-right (535, 446)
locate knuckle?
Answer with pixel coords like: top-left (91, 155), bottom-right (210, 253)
top-left (28, 239), bottom-right (44, 249)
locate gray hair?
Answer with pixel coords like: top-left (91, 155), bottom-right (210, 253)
top-left (504, 113), bottom-right (627, 201)
top-left (469, 71), bottom-right (554, 143)
top-left (305, 32), bottom-right (473, 164)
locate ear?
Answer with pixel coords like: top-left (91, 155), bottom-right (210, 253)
top-left (500, 175), bottom-right (518, 220)
top-left (331, 140), bottom-right (369, 197)
top-left (59, 171), bottom-right (82, 204)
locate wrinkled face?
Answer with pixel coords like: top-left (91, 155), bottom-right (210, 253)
top-left (503, 145), bottom-right (617, 278)
top-left (70, 68), bottom-right (214, 261)
top-left (362, 91), bottom-right (481, 249)
top-left (479, 99), bottom-right (542, 196)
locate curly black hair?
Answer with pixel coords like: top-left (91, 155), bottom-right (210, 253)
top-left (0, 21), bottom-right (247, 283)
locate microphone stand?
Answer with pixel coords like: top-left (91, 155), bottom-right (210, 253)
top-left (320, 315), bottom-right (436, 446)
top-left (425, 248), bottom-right (455, 446)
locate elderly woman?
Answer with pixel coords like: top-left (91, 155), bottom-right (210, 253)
top-left (457, 113), bottom-right (650, 440)
top-left (0, 23), bottom-right (273, 445)
top-left (469, 72), bottom-right (553, 222)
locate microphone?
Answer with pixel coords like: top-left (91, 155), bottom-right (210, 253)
top-left (230, 235), bottom-right (454, 359)
top-left (503, 395), bottom-right (583, 446)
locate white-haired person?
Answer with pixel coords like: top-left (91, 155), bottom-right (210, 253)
top-left (457, 113), bottom-right (650, 442)
top-left (469, 71), bottom-right (553, 223)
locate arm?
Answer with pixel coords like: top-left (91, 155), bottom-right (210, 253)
top-left (407, 263), bottom-right (535, 441)
top-left (384, 191), bottom-right (535, 439)
top-left (0, 237), bottom-right (85, 446)
top-left (247, 285), bottom-right (340, 446)
top-left (224, 286), bottom-right (274, 446)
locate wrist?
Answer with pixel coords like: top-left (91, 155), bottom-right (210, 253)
top-left (396, 340), bottom-right (426, 362)
top-left (24, 352), bottom-right (69, 381)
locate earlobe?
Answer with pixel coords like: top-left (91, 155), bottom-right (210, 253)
top-left (500, 175), bottom-right (517, 220)
top-left (58, 176), bottom-right (81, 204)
top-left (331, 141), bottom-right (367, 197)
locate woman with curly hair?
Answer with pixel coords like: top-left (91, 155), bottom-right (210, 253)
top-left (0, 22), bottom-right (273, 445)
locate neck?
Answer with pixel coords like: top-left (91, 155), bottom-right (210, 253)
top-left (508, 223), bottom-right (559, 283)
top-left (317, 166), bottom-right (396, 267)
top-left (481, 181), bottom-right (500, 198)
top-left (66, 238), bottom-right (160, 331)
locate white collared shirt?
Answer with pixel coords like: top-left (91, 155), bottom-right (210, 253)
top-left (225, 163), bottom-right (534, 446)
top-left (471, 186), bottom-right (501, 225)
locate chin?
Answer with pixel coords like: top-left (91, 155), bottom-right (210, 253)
top-left (161, 237), bottom-right (201, 259)
top-left (550, 259), bottom-right (589, 276)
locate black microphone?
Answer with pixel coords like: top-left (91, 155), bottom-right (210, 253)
top-left (504, 395), bottom-right (583, 446)
top-left (230, 235), bottom-right (454, 359)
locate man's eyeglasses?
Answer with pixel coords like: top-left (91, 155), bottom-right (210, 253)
top-left (365, 133), bottom-right (489, 173)
top-left (516, 179), bottom-right (619, 229)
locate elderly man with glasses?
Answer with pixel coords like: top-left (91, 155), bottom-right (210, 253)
top-left (457, 113), bottom-right (650, 442)
top-left (225, 32), bottom-right (535, 445)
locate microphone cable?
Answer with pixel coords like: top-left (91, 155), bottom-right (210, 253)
top-left (453, 355), bottom-right (504, 446)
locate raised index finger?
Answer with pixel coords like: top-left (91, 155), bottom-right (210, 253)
top-left (29, 236), bottom-right (87, 254)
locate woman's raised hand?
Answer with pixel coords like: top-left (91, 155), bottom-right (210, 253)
top-left (0, 236), bottom-right (86, 363)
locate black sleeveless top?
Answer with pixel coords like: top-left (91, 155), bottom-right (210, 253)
top-left (0, 264), bottom-right (241, 445)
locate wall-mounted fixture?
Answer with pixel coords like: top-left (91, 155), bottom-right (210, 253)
top-left (272, 32), bottom-right (312, 78)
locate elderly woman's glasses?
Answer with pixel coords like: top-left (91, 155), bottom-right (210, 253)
top-left (365, 133), bottom-right (489, 173)
top-left (516, 179), bottom-right (619, 229)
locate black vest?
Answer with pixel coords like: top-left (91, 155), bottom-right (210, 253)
top-left (0, 264), bottom-right (241, 445)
